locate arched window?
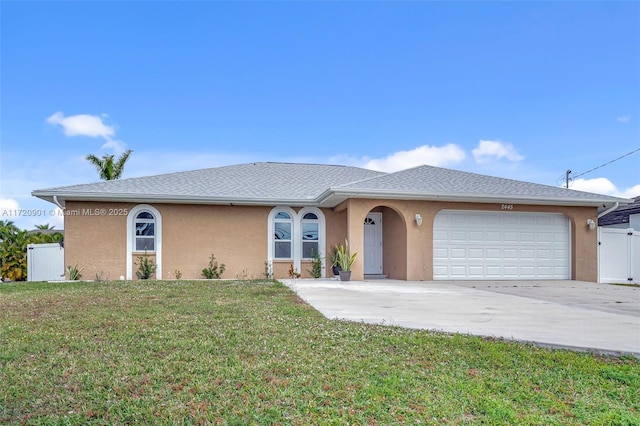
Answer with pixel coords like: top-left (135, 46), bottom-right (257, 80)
top-left (127, 204), bottom-right (162, 280)
top-left (268, 207), bottom-right (326, 275)
top-left (273, 211), bottom-right (293, 259)
top-left (301, 212), bottom-right (319, 259)
top-left (134, 211), bottom-right (155, 251)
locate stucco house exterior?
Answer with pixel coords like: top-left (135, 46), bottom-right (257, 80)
top-left (32, 162), bottom-right (629, 282)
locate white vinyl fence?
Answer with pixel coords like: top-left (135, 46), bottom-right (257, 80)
top-left (27, 243), bottom-right (65, 282)
top-left (598, 228), bottom-right (640, 284)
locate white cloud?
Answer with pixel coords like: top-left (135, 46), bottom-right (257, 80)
top-left (620, 184), bottom-right (640, 199)
top-left (570, 177), bottom-right (617, 195)
top-left (472, 140), bottom-right (524, 164)
top-left (360, 144), bottom-right (466, 172)
top-left (570, 177), bottom-right (640, 199)
top-left (46, 111), bottom-right (115, 138)
top-left (617, 115), bottom-right (631, 123)
top-left (46, 111), bottom-right (126, 154)
top-left (0, 197), bottom-right (63, 230)
top-left (100, 139), bottom-right (127, 154)
top-left (0, 197), bottom-right (20, 214)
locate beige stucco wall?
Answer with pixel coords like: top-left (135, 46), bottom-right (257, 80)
top-left (63, 199), bottom-right (598, 282)
top-left (64, 201), bottom-right (131, 280)
top-left (64, 202), bottom-right (348, 280)
top-left (337, 199), bottom-right (598, 282)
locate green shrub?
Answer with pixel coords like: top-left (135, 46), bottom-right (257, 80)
top-left (307, 249), bottom-right (323, 278)
top-left (135, 252), bottom-right (156, 280)
top-left (202, 254), bottom-right (225, 279)
top-left (263, 261), bottom-right (273, 280)
top-left (66, 264), bottom-right (83, 281)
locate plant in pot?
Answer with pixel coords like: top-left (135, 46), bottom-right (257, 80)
top-left (335, 239), bottom-right (357, 282)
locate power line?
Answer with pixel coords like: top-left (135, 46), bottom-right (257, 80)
top-left (571, 147), bottom-right (640, 180)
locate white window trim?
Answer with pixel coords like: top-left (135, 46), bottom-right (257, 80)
top-left (268, 206), bottom-right (297, 267)
top-left (267, 206), bottom-right (325, 274)
top-left (298, 207), bottom-right (325, 266)
top-left (126, 204), bottom-right (162, 280)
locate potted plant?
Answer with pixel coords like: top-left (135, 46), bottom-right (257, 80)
top-left (335, 239), bottom-right (357, 282)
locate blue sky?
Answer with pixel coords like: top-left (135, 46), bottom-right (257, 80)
top-left (1, 1), bottom-right (639, 230)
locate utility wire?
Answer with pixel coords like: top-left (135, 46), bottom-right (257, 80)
top-left (572, 147), bottom-right (640, 179)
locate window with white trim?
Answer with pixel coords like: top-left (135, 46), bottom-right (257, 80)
top-left (135, 211), bottom-right (155, 251)
top-left (274, 211), bottom-right (292, 259)
top-left (301, 212), bottom-right (319, 258)
top-left (268, 207), bottom-right (326, 275)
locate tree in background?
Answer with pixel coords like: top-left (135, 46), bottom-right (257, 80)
top-left (85, 149), bottom-right (133, 180)
top-left (35, 223), bottom-right (55, 230)
top-left (0, 220), bottom-right (64, 281)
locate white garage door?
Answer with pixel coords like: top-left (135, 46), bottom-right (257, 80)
top-left (433, 210), bottom-right (570, 280)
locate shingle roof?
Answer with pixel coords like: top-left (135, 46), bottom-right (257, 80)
top-left (332, 164), bottom-right (626, 204)
top-left (32, 162), bottom-right (384, 205)
top-left (598, 196), bottom-right (640, 226)
top-left (32, 161), bottom-right (630, 207)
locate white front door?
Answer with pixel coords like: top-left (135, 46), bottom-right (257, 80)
top-left (364, 213), bottom-right (383, 275)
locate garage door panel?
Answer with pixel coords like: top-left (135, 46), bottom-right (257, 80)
top-left (433, 248), bottom-right (448, 259)
top-left (468, 231), bottom-right (484, 242)
top-left (521, 265), bottom-right (536, 273)
top-left (538, 232), bottom-right (555, 243)
top-left (450, 265), bottom-right (468, 276)
top-left (504, 249), bottom-right (518, 258)
top-left (504, 232), bottom-right (518, 241)
top-left (537, 265), bottom-right (553, 276)
top-left (521, 232), bottom-right (536, 242)
top-left (469, 248), bottom-right (484, 258)
top-left (468, 266), bottom-right (485, 276)
top-left (520, 249), bottom-right (535, 260)
top-left (536, 248), bottom-right (552, 259)
top-left (486, 266), bottom-right (501, 276)
top-left (433, 211), bottom-right (570, 280)
top-left (503, 268), bottom-right (520, 277)
top-left (520, 216), bottom-right (536, 225)
top-left (486, 248), bottom-right (502, 258)
top-left (451, 248), bottom-right (466, 259)
top-left (486, 231), bottom-right (501, 242)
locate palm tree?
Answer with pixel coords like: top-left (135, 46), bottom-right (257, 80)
top-left (85, 149), bottom-right (133, 180)
top-left (35, 223), bottom-right (55, 230)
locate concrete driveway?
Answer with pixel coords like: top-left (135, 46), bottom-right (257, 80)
top-left (282, 279), bottom-right (640, 356)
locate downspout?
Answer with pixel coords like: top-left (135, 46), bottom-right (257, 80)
top-left (52, 196), bottom-right (66, 250)
top-left (597, 202), bottom-right (619, 219)
top-left (52, 196), bottom-right (64, 210)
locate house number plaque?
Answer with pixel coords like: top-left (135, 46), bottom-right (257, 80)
top-left (500, 204), bottom-right (514, 210)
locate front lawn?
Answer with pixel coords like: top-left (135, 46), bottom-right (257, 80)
top-left (1, 280), bottom-right (638, 425)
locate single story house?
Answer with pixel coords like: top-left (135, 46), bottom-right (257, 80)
top-left (598, 196), bottom-right (640, 231)
top-left (32, 162), bottom-right (630, 282)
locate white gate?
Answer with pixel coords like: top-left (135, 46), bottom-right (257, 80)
top-left (27, 243), bottom-right (65, 282)
top-left (598, 228), bottom-right (640, 284)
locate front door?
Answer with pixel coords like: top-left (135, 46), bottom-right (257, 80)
top-left (364, 212), bottom-right (383, 275)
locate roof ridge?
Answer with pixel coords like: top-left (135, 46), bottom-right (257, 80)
top-left (356, 163), bottom-right (616, 197)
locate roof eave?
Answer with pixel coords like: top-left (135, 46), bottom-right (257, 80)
top-left (33, 188), bottom-right (631, 209)
top-left (323, 188), bottom-right (631, 207)
top-left (31, 191), bottom-right (319, 208)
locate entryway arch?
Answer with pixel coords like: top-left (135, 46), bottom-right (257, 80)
top-left (364, 205), bottom-right (407, 279)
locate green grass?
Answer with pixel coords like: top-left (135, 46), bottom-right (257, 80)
top-left (1, 280), bottom-right (639, 425)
